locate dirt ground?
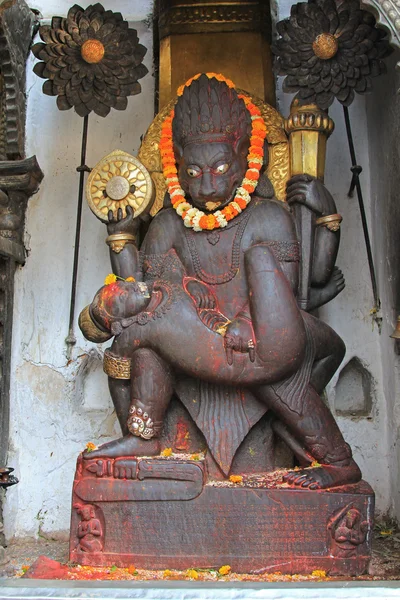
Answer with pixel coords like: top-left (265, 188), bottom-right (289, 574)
top-left (0, 519), bottom-right (399, 583)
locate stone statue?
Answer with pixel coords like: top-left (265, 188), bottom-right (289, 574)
top-left (79, 73), bottom-right (360, 491)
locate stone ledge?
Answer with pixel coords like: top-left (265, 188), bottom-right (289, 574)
top-left (1, 579), bottom-right (400, 600)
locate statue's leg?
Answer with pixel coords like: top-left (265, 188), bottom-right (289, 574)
top-left (108, 377), bottom-right (130, 436)
top-left (303, 311), bottom-right (346, 394)
top-left (245, 244), bottom-right (306, 373)
top-left (84, 348), bottom-right (173, 459)
top-left (254, 383), bottom-right (361, 489)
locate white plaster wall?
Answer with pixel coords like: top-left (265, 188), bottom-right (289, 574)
top-left (365, 54), bottom-right (400, 519)
top-left (4, 0), bottom-right (154, 539)
top-left (276, 0), bottom-right (394, 516)
top-left (4, 0), bottom-right (398, 541)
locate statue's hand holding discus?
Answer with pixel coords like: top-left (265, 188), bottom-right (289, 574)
top-left (107, 205), bottom-right (140, 237)
top-left (286, 174), bottom-right (336, 216)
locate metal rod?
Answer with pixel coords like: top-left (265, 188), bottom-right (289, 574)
top-left (343, 105), bottom-right (380, 311)
top-left (65, 114), bottom-right (89, 358)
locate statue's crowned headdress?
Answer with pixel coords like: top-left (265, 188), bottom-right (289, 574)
top-left (172, 73), bottom-right (251, 147)
top-left (160, 73), bottom-right (267, 232)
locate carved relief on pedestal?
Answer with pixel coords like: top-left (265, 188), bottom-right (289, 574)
top-left (73, 503), bottom-right (104, 554)
top-left (328, 504), bottom-right (370, 558)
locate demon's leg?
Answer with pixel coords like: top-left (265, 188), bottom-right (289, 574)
top-left (85, 348), bottom-right (173, 459)
top-left (245, 244), bottom-right (306, 373)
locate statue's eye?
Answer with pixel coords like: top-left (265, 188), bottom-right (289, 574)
top-left (186, 167), bottom-right (201, 178)
top-left (214, 163), bottom-right (229, 175)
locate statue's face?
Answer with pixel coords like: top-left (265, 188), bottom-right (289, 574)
top-left (177, 138), bottom-right (249, 212)
top-left (81, 506), bottom-right (92, 520)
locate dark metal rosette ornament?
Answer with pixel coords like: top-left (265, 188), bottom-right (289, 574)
top-left (274, 0), bottom-right (394, 321)
top-left (273, 0), bottom-right (393, 110)
top-left (31, 3), bottom-right (148, 117)
top-left (30, 4), bottom-right (149, 358)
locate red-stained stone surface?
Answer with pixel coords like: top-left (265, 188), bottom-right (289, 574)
top-left (22, 556), bottom-right (69, 580)
top-left (69, 454), bottom-right (374, 576)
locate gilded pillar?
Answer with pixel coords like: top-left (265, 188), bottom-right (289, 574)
top-left (285, 99), bottom-right (335, 183)
top-left (156, 0), bottom-right (275, 109)
top-left (285, 100), bottom-right (335, 309)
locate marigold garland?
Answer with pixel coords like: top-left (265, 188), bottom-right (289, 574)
top-left (161, 73), bottom-right (267, 232)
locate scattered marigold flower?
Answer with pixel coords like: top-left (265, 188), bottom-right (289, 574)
top-left (161, 447), bottom-right (173, 457)
top-left (85, 442), bottom-right (97, 453)
top-left (104, 273), bottom-right (117, 285)
top-left (218, 565), bottom-right (231, 576)
top-left (186, 569), bottom-right (199, 579)
top-left (229, 475), bottom-right (243, 483)
top-left (311, 461), bottom-right (321, 467)
top-left (21, 565), bottom-right (30, 573)
top-left (126, 565), bottom-right (137, 575)
top-left (311, 569), bottom-right (327, 578)
top-left (191, 454), bottom-right (201, 461)
top-left (125, 277), bottom-right (136, 282)
top-left (163, 569), bottom-right (173, 578)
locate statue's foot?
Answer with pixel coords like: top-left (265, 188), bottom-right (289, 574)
top-left (83, 435), bottom-right (160, 459)
top-left (283, 459), bottom-right (361, 490)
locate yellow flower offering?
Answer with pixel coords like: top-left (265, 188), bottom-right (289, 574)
top-left (163, 569), bottom-right (173, 578)
top-left (218, 565), bottom-right (231, 576)
top-left (311, 569), bottom-right (327, 578)
top-left (161, 447), bottom-right (173, 457)
top-left (104, 273), bottom-right (117, 285)
top-left (186, 569), bottom-right (199, 579)
top-left (229, 475), bottom-right (243, 483)
top-left (85, 442), bottom-right (97, 453)
top-left (125, 276), bottom-right (136, 282)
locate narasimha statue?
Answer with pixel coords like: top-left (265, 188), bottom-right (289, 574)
top-left (79, 72), bottom-right (360, 491)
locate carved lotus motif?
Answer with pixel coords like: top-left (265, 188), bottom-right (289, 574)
top-left (31, 3), bottom-right (148, 117)
top-left (273, 0), bottom-right (392, 109)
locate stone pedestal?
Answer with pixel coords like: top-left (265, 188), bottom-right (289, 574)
top-left (70, 454), bottom-right (374, 576)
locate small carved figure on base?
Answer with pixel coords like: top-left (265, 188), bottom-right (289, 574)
top-left (73, 503), bottom-right (103, 554)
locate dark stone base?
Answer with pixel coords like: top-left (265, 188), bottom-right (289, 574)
top-left (69, 454), bottom-right (374, 576)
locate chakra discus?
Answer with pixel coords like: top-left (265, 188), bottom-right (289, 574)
top-left (86, 149), bottom-right (153, 222)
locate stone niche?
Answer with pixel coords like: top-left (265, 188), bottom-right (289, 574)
top-left (335, 357), bottom-right (374, 418)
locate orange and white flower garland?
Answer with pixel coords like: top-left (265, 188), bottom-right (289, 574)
top-left (160, 73), bottom-right (267, 232)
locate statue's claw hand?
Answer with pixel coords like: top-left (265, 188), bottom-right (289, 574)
top-left (331, 266), bottom-right (345, 294)
top-left (107, 205), bottom-right (140, 236)
top-left (309, 266), bottom-right (346, 309)
top-left (224, 318), bottom-right (256, 364)
top-left (185, 279), bottom-right (216, 309)
top-left (225, 335), bottom-right (234, 365)
top-left (248, 339), bottom-right (256, 363)
top-left (286, 174), bottom-right (336, 216)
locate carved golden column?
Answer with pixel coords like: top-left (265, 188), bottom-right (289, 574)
top-left (156, 0), bottom-right (275, 109)
top-left (285, 100), bottom-right (335, 309)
